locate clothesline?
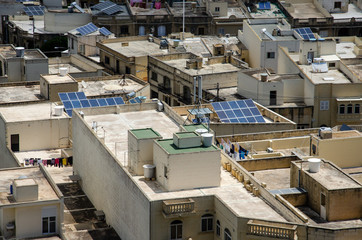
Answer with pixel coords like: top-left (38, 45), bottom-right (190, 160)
top-left (24, 157), bottom-right (73, 167)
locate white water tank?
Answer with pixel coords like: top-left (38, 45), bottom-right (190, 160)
top-left (195, 128), bottom-right (208, 135)
top-left (53, 106), bottom-right (64, 116)
top-left (201, 133), bottom-right (213, 147)
top-left (157, 101), bottom-right (164, 112)
top-left (15, 47), bottom-right (25, 57)
top-left (59, 67), bottom-right (68, 76)
top-left (308, 158), bottom-right (321, 173)
top-left (143, 164), bottom-right (156, 179)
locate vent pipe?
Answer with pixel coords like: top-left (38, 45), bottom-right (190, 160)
top-left (193, 76), bottom-right (197, 104)
top-left (198, 76), bottom-right (202, 103)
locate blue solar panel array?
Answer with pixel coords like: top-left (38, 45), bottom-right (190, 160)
top-left (259, 1), bottom-right (271, 10)
top-left (92, 1), bottom-right (123, 15)
top-left (295, 28), bottom-right (315, 40)
top-left (99, 27), bottom-right (112, 36)
top-left (76, 23), bottom-right (98, 36)
top-left (24, 6), bottom-right (45, 16)
top-left (129, 97), bottom-right (142, 104)
top-left (211, 99), bottom-right (266, 123)
top-left (58, 92), bottom-right (125, 117)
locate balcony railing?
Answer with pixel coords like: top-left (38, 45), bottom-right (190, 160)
top-left (247, 220), bottom-right (297, 240)
top-left (162, 198), bottom-right (195, 218)
top-left (158, 83), bottom-right (171, 94)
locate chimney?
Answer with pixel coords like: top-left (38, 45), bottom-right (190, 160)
top-left (260, 73), bottom-right (268, 82)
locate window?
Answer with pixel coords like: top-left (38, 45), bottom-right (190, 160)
top-left (42, 216), bottom-right (56, 234)
top-left (267, 52), bottom-right (275, 59)
top-left (71, 38), bottom-right (74, 49)
top-left (334, 1), bottom-right (342, 9)
top-left (201, 214), bottom-right (213, 232)
top-left (218, 28), bottom-right (225, 35)
top-left (170, 220), bottom-right (182, 240)
top-left (164, 76), bottom-right (171, 89)
top-left (215, 7), bottom-right (220, 12)
top-left (120, 25), bottom-right (129, 35)
top-left (224, 228), bottom-right (232, 240)
top-left (320, 100), bottom-right (329, 111)
top-left (216, 220), bottom-right (221, 236)
top-left (321, 193), bottom-right (326, 206)
top-left (328, 62), bottom-right (335, 68)
top-left (312, 144), bottom-right (317, 155)
top-left (198, 27), bottom-right (205, 35)
top-left (104, 56), bottom-right (110, 65)
top-left (151, 71), bottom-right (158, 81)
top-left (347, 104), bottom-right (353, 114)
top-left (355, 104), bottom-right (360, 114)
top-left (339, 104), bottom-right (345, 114)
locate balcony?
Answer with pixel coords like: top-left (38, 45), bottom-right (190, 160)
top-left (158, 83), bottom-right (172, 94)
top-left (162, 198), bottom-right (195, 218)
top-left (247, 220), bottom-right (297, 240)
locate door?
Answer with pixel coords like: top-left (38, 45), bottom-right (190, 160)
top-left (11, 134), bottom-right (19, 152)
top-left (269, 91), bottom-right (277, 105)
top-left (116, 60), bottom-right (120, 74)
top-left (307, 51), bottom-right (314, 62)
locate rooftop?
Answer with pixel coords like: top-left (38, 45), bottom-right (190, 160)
top-left (298, 63), bottom-right (352, 84)
top-left (281, 1), bottom-right (330, 19)
top-left (0, 102), bottom-right (68, 122)
top-left (250, 24), bottom-right (297, 41)
top-left (10, 19), bottom-right (52, 34)
top-left (162, 59), bottom-right (240, 76)
top-left (42, 74), bottom-right (77, 84)
top-left (336, 42), bottom-right (359, 59)
top-left (250, 2), bottom-right (285, 18)
top-left (130, 128), bottom-right (161, 139)
top-left (331, 3), bottom-right (362, 19)
top-left (0, 167), bottom-right (58, 205)
top-left (0, 45), bottom-right (46, 59)
top-left (0, 84), bottom-right (41, 104)
top-left (299, 160), bottom-right (361, 190)
top-left (101, 40), bottom-right (167, 57)
top-left (130, 6), bottom-right (170, 15)
top-left (79, 76), bottom-right (147, 97)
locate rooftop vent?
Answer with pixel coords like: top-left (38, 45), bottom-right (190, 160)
top-left (260, 73), bottom-right (268, 82)
top-left (59, 67), bottom-right (68, 76)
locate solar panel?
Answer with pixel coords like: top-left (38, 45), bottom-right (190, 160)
top-left (71, 2), bottom-right (85, 13)
top-left (135, 97), bottom-right (142, 103)
top-left (295, 28), bottom-right (315, 40)
top-left (211, 99), bottom-right (266, 124)
top-left (58, 92), bottom-right (125, 117)
top-left (24, 6), bottom-right (45, 16)
top-left (129, 98), bottom-right (138, 104)
top-left (259, 2), bottom-right (265, 10)
top-left (102, 4), bottom-right (123, 15)
top-left (76, 23), bottom-right (98, 36)
top-left (265, 2), bottom-right (271, 9)
top-left (93, 1), bottom-right (115, 10)
top-left (99, 27), bottom-right (112, 36)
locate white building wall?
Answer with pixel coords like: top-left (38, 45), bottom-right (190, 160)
top-left (282, 78), bottom-right (305, 103)
top-left (25, 60), bottom-right (49, 81)
top-left (240, 23), bottom-right (261, 68)
top-left (72, 113), bottom-right (150, 240)
top-left (237, 72), bottom-right (259, 100)
top-left (6, 118), bottom-right (70, 152)
top-left (318, 0), bottom-right (348, 13)
top-left (44, 12), bottom-right (91, 33)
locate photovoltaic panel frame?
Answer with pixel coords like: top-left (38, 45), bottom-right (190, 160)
top-left (76, 23), bottom-right (98, 36)
top-left (92, 1), bottom-right (115, 10)
top-left (295, 28), bottom-right (315, 40)
top-left (99, 27), bottom-right (112, 36)
top-left (24, 6), bottom-right (45, 16)
top-left (211, 99), bottom-right (266, 123)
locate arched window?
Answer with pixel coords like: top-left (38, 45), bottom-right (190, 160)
top-left (355, 104), bottom-right (360, 114)
top-left (224, 228), bottom-right (232, 240)
top-left (170, 220), bottom-right (182, 240)
top-left (347, 104), bottom-right (353, 114)
top-left (201, 214), bottom-right (213, 232)
top-left (216, 220), bottom-right (221, 236)
top-left (339, 104), bottom-right (345, 114)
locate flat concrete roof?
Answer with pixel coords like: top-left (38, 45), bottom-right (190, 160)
top-left (252, 168), bottom-right (291, 190)
top-left (82, 107), bottom-right (286, 222)
top-left (80, 77), bottom-right (146, 97)
top-left (0, 102), bottom-right (68, 122)
top-left (0, 84), bottom-right (41, 104)
top-left (286, 2), bottom-right (329, 19)
top-left (250, 2), bottom-right (285, 18)
top-left (0, 45), bottom-right (46, 59)
top-left (134, 167), bottom-right (286, 221)
top-left (48, 63), bottom-right (85, 74)
top-left (103, 40), bottom-right (167, 58)
top-left (163, 59), bottom-right (240, 76)
top-left (300, 161), bottom-right (361, 190)
top-left (251, 24), bottom-right (297, 41)
top-left (332, 3), bottom-right (362, 19)
top-left (217, 7), bottom-right (247, 19)
top-left (0, 167), bottom-right (58, 205)
top-left (130, 6), bottom-right (169, 15)
top-left (336, 42), bottom-right (359, 59)
top-left (10, 20), bottom-right (52, 34)
top-left (298, 65), bottom-right (352, 84)
top-left (43, 74), bottom-right (77, 84)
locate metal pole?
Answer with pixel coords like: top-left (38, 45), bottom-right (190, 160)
top-left (182, 0), bottom-right (185, 40)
